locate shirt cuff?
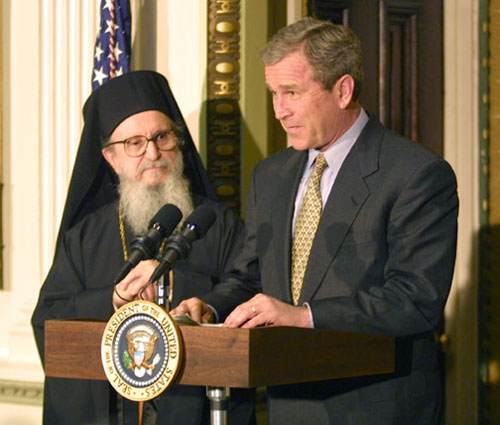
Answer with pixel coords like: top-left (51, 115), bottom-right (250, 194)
top-left (303, 302), bottom-right (314, 328)
top-left (206, 304), bottom-right (220, 323)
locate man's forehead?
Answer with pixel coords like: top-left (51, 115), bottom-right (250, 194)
top-left (111, 110), bottom-right (173, 138)
top-left (264, 51), bottom-right (313, 87)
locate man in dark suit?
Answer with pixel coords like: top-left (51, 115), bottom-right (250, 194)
top-left (172, 18), bottom-right (458, 424)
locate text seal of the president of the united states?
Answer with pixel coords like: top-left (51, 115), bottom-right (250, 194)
top-left (101, 300), bottom-right (183, 401)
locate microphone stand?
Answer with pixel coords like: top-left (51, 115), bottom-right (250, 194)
top-left (137, 265), bottom-right (173, 425)
top-left (151, 223), bottom-right (231, 425)
top-left (153, 245), bottom-right (172, 311)
top-left (157, 275), bottom-right (167, 309)
top-left (156, 270), bottom-right (174, 312)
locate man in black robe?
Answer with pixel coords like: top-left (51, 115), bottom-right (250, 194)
top-left (31, 71), bottom-right (257, 425)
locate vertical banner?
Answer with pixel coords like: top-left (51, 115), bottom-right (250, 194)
top-left (207, 0), bottom-right (241, 213)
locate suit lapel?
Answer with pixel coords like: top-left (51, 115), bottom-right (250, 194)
top-left (299, 116), bottom-right (385, 303)
top-left (271, 150), bottom-right (308, 303)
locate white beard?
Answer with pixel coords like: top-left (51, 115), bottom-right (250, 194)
top-left (118, 154), bottom-right (194, 235)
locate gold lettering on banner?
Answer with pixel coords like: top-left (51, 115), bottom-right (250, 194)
top-left (213, 121), bottom-right (236, 136)
top-left (216, 0), bottom-right (236, 14)
top-left (214, 80), bottom-right (237, 96)
top-left (215, 163), bottom-right (237, 177)
top-left (208, 0), bottom-right (241, 213)
top-left (215, 40), bottom-right (232, 54)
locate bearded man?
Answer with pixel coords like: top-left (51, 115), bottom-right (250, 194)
top-left (32, 71), bottom-right (257, 425)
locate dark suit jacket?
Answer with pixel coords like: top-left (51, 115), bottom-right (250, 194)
top-left (205, 115), bottom-right (458, 425)
top-left (32, 198), bottom-right (256, 425)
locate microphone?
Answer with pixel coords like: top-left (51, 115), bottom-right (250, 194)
top-left (113, 203), bottom-right (182, 284)
top-left (148, 204), bottom-right (216, 283)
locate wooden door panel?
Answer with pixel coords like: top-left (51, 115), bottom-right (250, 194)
top-left (307, 0), bottom-right (443, 155)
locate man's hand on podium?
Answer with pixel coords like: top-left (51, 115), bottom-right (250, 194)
top-left (224, 294), bottom-right (312, 329)
top-left (112, 259), bottom-right (159, 308)
top-left (170, 297), bottom-right (215, 324)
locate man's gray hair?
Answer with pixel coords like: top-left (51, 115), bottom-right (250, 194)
top-left (261, 17), bottom-right (363, 100)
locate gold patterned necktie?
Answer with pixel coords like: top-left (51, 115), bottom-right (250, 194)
top-left (291, 153), bottom-right (328, 305)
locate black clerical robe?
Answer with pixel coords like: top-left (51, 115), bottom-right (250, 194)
top-left (32, 198), bottom-right (257, 425)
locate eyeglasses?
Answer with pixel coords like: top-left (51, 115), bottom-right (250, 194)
top-left (103, 130), bottom-right (178, 157)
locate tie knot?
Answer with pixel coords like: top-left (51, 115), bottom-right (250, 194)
top-left (313, 153), bottom-right (327, 175)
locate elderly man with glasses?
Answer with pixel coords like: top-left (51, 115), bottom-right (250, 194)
top-left (32, 71), bottom-right (257, 425)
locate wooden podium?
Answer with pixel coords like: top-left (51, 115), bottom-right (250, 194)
top-left (45, 319), bottom-right (394, 424)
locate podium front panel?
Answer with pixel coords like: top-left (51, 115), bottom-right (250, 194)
top-left (45, 320), bottom-right (394, 388)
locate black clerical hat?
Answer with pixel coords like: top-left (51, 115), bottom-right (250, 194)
top-left (56, 70), bottom-right (215, 251)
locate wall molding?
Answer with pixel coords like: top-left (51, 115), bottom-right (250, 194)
top-left (0, 379), bottom-right (43, 406)
top-left (443, 0), bottom-right (480, 424)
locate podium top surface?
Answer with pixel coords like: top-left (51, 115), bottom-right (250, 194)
top-left (45, 319), bottom-right (394, 388)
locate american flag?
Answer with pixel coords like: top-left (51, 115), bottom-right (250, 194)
top-left (92, 0), bottom-right (131, 90)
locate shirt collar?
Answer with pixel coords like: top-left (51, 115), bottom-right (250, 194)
top-left (306, 108), bottom-right (369, 170)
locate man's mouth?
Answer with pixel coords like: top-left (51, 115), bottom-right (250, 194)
top-left (284, 124), bottom-right (301, 134)
top-left (139, 161), bottom-right (170, 175)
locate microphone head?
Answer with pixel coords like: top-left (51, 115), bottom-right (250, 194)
top-left (149, 203), bottom-right (183, 237)
top-left (184, 205), bottom-right (216, 238)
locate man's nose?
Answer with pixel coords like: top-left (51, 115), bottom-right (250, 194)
top-left (274, 95), bottom-right (290, 120)
top-left (144, 139), bottom-right (161, 160)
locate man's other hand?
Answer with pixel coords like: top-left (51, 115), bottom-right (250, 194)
top-left (112, 259), bottom-right (158, 308)
top-left (170, 297), bottom-right (215, 324)
top-left (223, 294), bottom-right (312, 329)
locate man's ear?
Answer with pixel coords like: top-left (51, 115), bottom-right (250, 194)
top-left (102, 148), bottom-right (119, 174)
top-left (335, 74), bottom-right (355, 109)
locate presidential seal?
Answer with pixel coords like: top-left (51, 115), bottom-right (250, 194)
top-left (101, 300), bottom-right (182, 401)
